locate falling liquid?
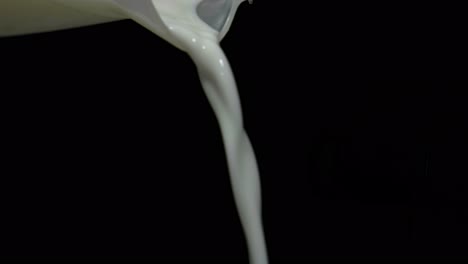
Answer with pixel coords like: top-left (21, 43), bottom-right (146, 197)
top-left (126, 2), bottom-right (268, 263)
top-left (187, 37), bottom-right (268, 264)
top-left (0, 1), bottom-right (267, 263)
top-left (152, 3), bottom-right (269, 264)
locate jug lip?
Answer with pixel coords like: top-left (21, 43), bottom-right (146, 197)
top-left (112, 0), bottom-right (251, 48)
top-left (218, 0), bottom-right (252, 41)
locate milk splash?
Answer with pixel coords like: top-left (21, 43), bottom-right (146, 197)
top-left (0, 1), bottom-right (267, 263)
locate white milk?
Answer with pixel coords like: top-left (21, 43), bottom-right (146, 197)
top-left (0, 1), bottom-right (267, 263)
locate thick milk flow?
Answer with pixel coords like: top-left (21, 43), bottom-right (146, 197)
top-left (0, 1), bottom-right (267, 263)
top-left (171, 28), bottom-right (268, 264)
top-left (146, 2), bottom-right (268, 264)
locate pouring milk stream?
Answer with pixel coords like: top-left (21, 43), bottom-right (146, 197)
top-left (0, 1), bottom-right (268, 263)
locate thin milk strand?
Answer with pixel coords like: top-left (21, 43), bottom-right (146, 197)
top-left (168, 23), bottom-right (268, 264)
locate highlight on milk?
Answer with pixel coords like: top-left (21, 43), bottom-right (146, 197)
top-left (0, 1), bottom-right (268, 264)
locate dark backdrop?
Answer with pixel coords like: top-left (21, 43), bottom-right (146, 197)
top-left (1, 1), bottom-right (467, 263)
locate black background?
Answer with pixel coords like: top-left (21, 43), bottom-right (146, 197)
top-left (1, 1), bottom-right (467, 263)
